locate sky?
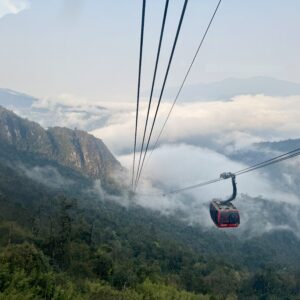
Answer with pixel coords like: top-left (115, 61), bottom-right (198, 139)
top-left (1, 0), bottom-right (300, 235)
top-left (0, 0), bottom-right (299, 101)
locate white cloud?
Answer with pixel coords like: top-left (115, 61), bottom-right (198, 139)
top-left (0, 0), bottom-right (30, 18)
top-left (20, 164), bottom-right (74, 189)
top-left (14, 93), bottom-right (111, 131)
top-left (91, 94), bottom-right (300, 154)
top-left (6, 90), bottom-right (300, 236)
top-left (117, 144), bottom-right (300, 235)
top-left (33, 94), bottom-right (96, 108)
top-left (119, 144), bottom-right (300, 205)
top-left (21, 93), bottom-right (300, 156)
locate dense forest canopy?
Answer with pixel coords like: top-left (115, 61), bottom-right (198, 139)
top-left (0, 107), bottom-right (299, 299)
top-left (1, 0), bottom-right (300, 298)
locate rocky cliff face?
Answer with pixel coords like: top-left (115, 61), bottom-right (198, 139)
top-left (0, 106), bottom-right (121, 179)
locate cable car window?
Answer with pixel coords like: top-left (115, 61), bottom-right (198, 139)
top-left (220, 212), bottom-right (239, 225)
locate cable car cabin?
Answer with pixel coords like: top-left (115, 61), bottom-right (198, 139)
top-left (209, 172), bottom-right (240, 228)
top-left (210, 200), bottom-right (240, 228)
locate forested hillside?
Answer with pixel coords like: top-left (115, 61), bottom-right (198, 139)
top-left (0, 106), bottom-right (121, 180)
top-left (0, 108), bottom-right (299, 299)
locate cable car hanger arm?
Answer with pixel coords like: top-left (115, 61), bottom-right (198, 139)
top-left (158, 147), bottom-right (300, 197)
top-left (219, 172), bottom-right (237, 204)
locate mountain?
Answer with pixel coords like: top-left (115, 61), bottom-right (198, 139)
top-left (227, 138), bottom-right (300, 197)
top-left (0, 88), bottom-right (111, 132)
top-left (227, 137), bottom-right (300, 168)
top-left (256, 138), bottom-right (300, 153)
top-left (0, 142), bottom-right (299, 299)
top-left (0, 106), bottom-right (121, 180)
top-left (0, 107), bottom-right (299, 298)
top-left (164, 77), bottom-right (300, 101)
top-left (0, 88), bottom-right (37, 108)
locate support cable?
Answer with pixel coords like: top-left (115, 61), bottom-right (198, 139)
top-left (140, 147), bottom-right (300, 196)
top-left (132, 0), bottom-right (146, 188)
top-left (135, 0), bottom-right (189, 188)
top-left (135, 0), bottom-right (170, 188)
top-left (143, 0), bottom-right (223, 174)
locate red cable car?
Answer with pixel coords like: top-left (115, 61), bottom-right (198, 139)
top-left (209, 173), bottom-right (240, 228)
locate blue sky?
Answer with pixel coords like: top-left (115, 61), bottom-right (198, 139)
top-left (0, 0), bottom-right (299, 100)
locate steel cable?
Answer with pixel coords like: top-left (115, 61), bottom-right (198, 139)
top-left (135, 0), bottom-right (189, 188)
top-left (132, 0), bottom-right (146, 188)
top-left (135, 0), bottom-right (170, 188)
top-left (141, 0), bottom-right (223, 177)
top-left (139, 148), bottom-right (300, 196)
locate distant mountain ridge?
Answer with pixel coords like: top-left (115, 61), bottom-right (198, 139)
top-left (2, 76), bottom-right (300, 111)
top-left (256, 138), bottom-right (300, 152)
top-left (0, 88), bottom-right (37, 108)
top-left (0, 88), bottom-right (111, 132)
top-left (164, 77), bottom-right (300, 101)
top-left (0, 106), bottom-right (121, 180)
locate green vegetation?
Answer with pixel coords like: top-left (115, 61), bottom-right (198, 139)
top-left (0, 184), bottom-right (299, 299)
top-left (0, 108), bottom-right (299, 299)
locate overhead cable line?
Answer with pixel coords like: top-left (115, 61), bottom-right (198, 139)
top-left (132, 0), bottom-right (146, 188)
top-left (235, 149), bottom-right (300, 176)
top-left (135, 0), bottom-right (170, 189)
top-left (135, 0), bottom-right (189, 188)
top-left (163, 178), bottom-right (223, 196)
top-left (235, 147), bottom-right (300, 175)
top-left (145, 0), bottom-right (223, 169)
top-left (158, 147), bottom-right (300, 196)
